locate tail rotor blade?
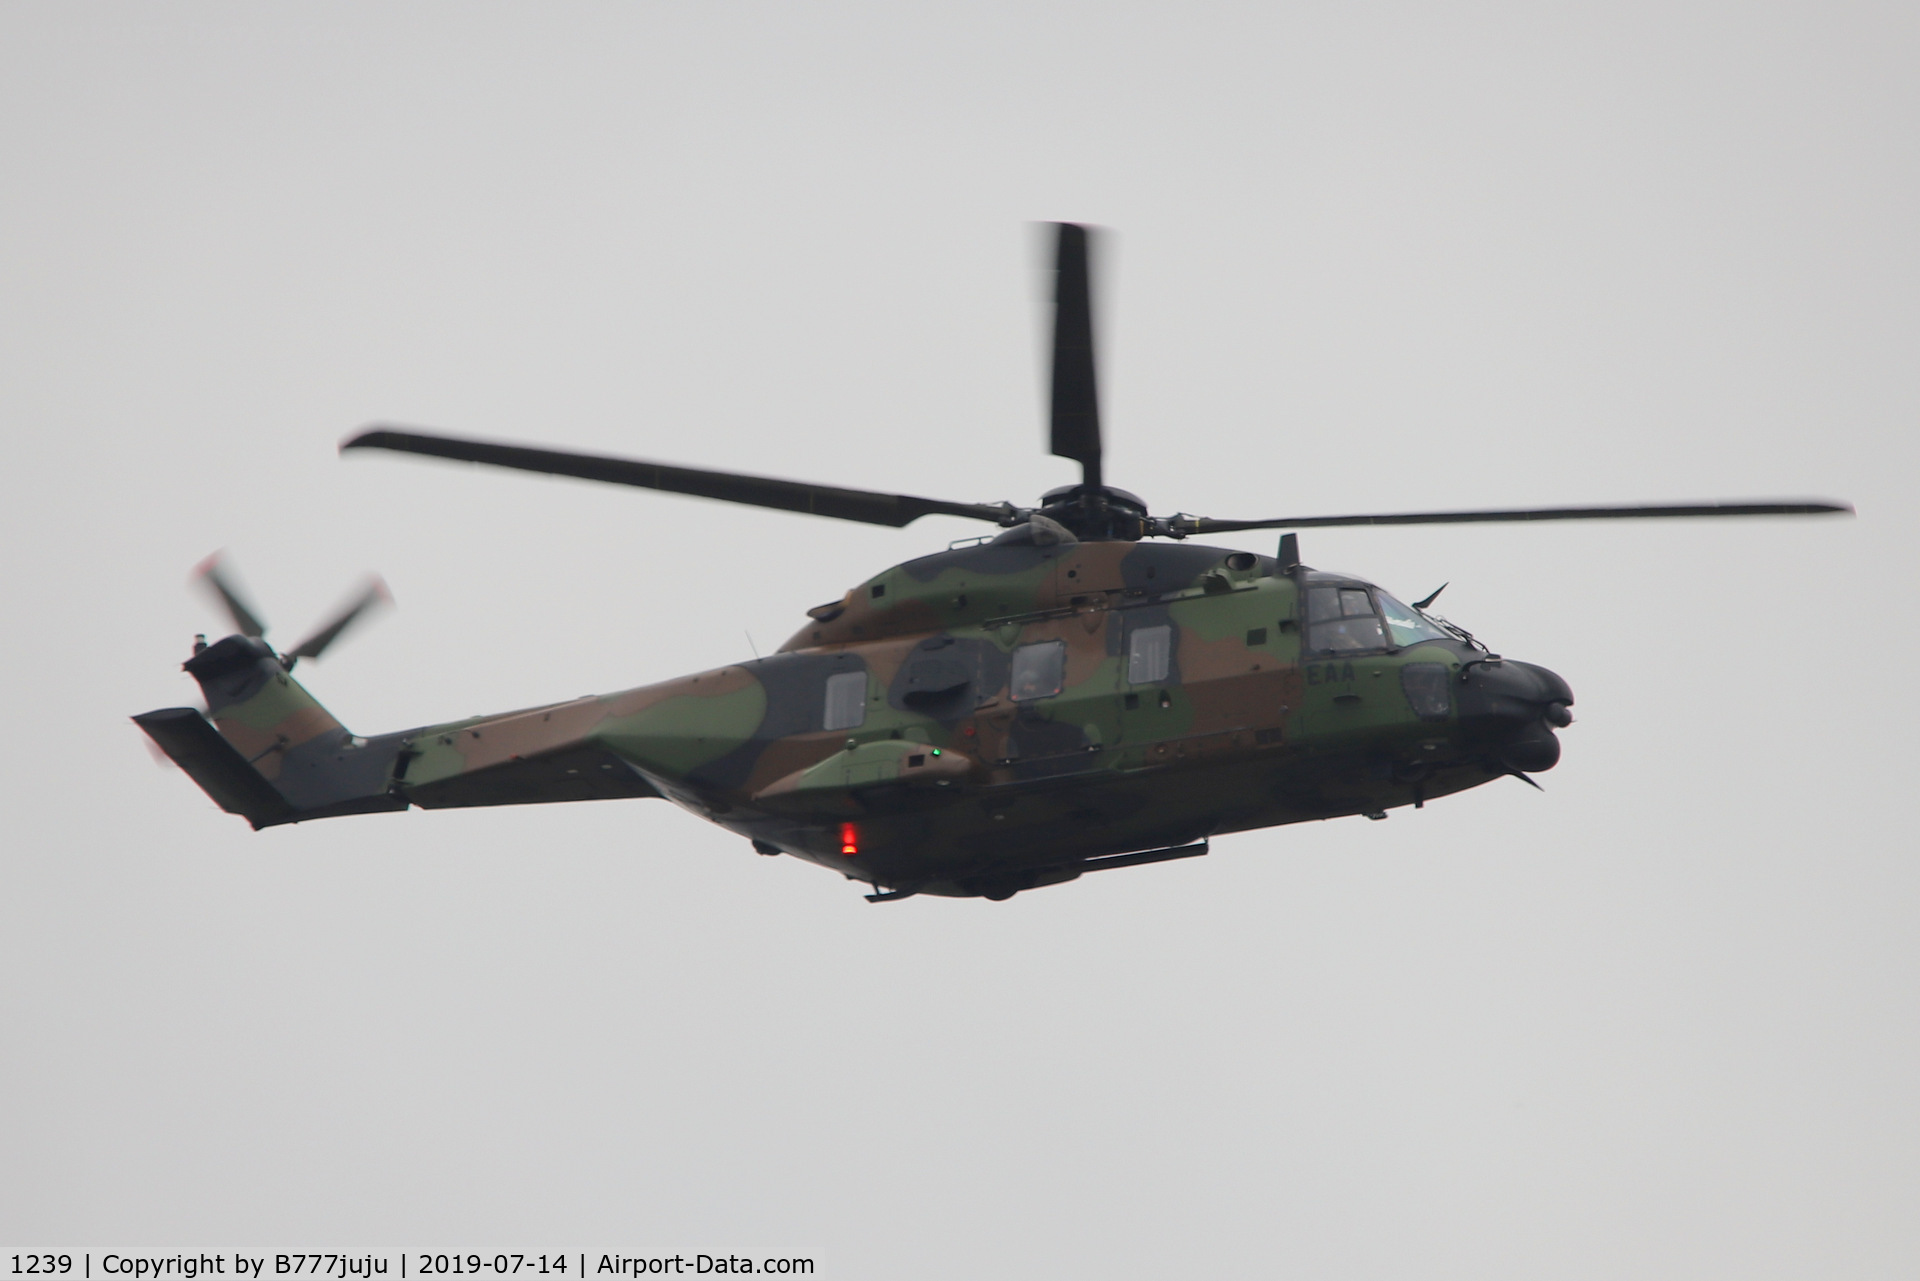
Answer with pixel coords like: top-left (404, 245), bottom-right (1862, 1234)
top-left (193, 553), bottom-right (268, 638)
top-left (1048, 222), bottom-right (1103, 490)
top-left (286, 576), bottom-right (392, 663)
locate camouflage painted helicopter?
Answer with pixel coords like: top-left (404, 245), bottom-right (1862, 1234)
top-left (136, 224), bottom-right (1850, 901)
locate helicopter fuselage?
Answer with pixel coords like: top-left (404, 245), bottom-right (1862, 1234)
top-left (150, 534), bottom-right (1573, 901)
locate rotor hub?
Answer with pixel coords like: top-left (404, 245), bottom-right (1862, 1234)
top-left (1036, 483), bottom-right (1152, 541)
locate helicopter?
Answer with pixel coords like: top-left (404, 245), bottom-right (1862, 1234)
top-left (135, 224), bottom-right (1850, 902)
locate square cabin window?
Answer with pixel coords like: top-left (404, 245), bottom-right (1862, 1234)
top-left (1011, 640), bottom-right (1066, 702)
top-left (1128, 624), bottom-right (1171, 685)
top-left (823, 670), bottom-right (867, 731)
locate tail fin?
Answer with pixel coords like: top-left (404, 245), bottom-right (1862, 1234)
top-left (135, 635), bottom-right (408, 828)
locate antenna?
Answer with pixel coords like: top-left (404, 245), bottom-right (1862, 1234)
top-left (1276, 533), bottom-right (1300, 572)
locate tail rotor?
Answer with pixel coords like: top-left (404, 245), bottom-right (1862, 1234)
top-left (193, 552), bottom-right (268, 639)
top-left (192, 552), bottom-right (391, 669)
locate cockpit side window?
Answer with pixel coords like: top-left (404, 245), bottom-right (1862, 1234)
top-left (1305, 586), bottom-right (1386, 653)
top-left (1375, 591), bottom-right (1451, 648)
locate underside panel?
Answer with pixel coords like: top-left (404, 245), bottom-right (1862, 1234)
top-left (406, 744), bottom-right (663, 808)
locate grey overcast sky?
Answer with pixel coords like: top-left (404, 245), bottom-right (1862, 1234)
top-left (2, 3), bottom-right (1915, 1276)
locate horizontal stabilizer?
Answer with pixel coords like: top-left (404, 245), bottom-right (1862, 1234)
top-left (134, 707), bottom-right (296, 829)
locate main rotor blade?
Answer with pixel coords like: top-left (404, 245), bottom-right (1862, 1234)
top-left (1181, 500), bottom-right (1854, 535)
top-left (1048, 222), bottom-right (1103, 490)
top-left (193, 553), bottom-right (267, 638)
top-left (342, 428), bottom-right (1016, 529)
top-left (285, 577), bottom-right (392, 663)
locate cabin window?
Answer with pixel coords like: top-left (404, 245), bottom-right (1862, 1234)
top-left (823, 670), bottom-right (867, 730)
top-left (1011, 640), bottom-right (1066, 702)
top-left (1128, 624), bottom-right (1171, 684)
top-left (1306, 586), bottom-right (1386, 653)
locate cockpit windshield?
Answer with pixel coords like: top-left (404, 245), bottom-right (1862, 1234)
top-left (1375, 591), bottom-right (1451, 647)
top-left (1306, 583), bottom-right (1454, 653)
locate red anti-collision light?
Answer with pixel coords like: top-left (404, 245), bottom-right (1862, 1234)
top-left (839, 822), bottom-right (858, 856)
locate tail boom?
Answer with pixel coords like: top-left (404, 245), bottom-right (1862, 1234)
top-left (134, 634), bottom-right (751, 828)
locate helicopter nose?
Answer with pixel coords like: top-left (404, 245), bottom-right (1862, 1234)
top-left (1457, 659), bottom-right (1574, 773)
